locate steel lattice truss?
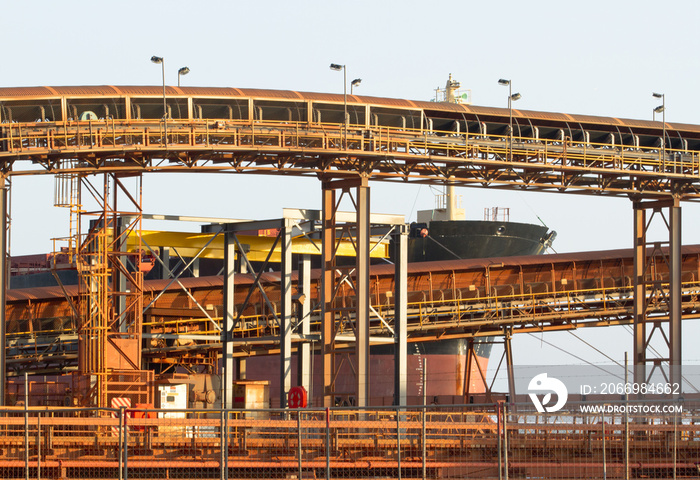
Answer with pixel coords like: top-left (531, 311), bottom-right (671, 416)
top-left (7, 247), bottom-right (700, 374)
top-left (2, 120), bottom-right (700, 199)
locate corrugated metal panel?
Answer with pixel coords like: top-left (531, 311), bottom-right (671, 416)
top-left (415, 101), bottom-right (467, 113)
top-left (297, 91), bottom-right (346, 102)
top-left (115, 85), bottom-right (182, 96)
top-left (611, 117), bottom-right (653, 129)
top-left (668, 121), bottom-right (700, 135)
top-left (238, 88), bottom-right (303, 100)
top-left (174, 86), bottom-right (246, 97)
top-left (513, 109), bottom-right (576, 122)
top-left (50, 86), bottom-right (121, 96)
top-left (7, 284), bottom-right (78, 301)
top-left (142, 275), bottom-right (226, 294)
top-left (463, 105), bottom-right (513, 117)
top-left (353, 95), bottom-right (417, 108)
top-left (563, 113), bottom-right (625, 126)
top-left (0, 86), bottom-right (60, 98)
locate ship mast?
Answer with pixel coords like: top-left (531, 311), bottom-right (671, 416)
top-left (444, 74), bottom-right (460, 103)
top-left (444, 74), bottom-right (464, 221)
top-left (446, 183), bottom-right (460, 221)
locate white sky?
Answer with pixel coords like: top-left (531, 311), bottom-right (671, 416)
top-left (3, 0), bottom-right (700, 378)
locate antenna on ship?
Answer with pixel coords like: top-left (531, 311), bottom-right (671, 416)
top-left (445, 74), bottom-right (460, 103)
top-left (433, 74), bottom-right (471, 104)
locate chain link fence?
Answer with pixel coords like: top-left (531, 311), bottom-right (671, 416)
top-left (0, 401), bottom-right (696, 479)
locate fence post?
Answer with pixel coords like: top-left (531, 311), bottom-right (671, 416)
top-left (497, 403), bottom-right (502, 480)
top-left (503, 403), bottom-right (509, 480)
top-left (421, 406), bottom-right (426, 480)
top-left (118, 407), bottom-right (123, 480)
top-left (673, 407), bottom-right (678, 480)
top-left (422, 359), bottom-right (427, 480)
top-left (36, 414), bottom-right (41, 480)
top-left (325, 408), bottom-right (330, 480)
top-left (624, 352), bottom-right (629, 480)
top-left (297, 411), bottom-right (302, 480)
top-left (123, 407), bottom-right (129, 480)
top-left (396, 406), bottom-right (401, 480)
top-left (220, 409), bottom-right (225, 480)
top-left (24, 372), bottom-right (28, 480)
top-left (223, 410), bottom-right (229, 480)
top-left (602, 416), bottom-right (607, 480)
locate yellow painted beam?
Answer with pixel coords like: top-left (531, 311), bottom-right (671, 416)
top-left (127, 230), bottom-right (389, 261)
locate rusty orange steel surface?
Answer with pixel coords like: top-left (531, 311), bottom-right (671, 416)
top-left (1, 86), bottom-right (700, 198)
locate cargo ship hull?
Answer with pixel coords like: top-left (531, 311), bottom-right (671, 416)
top-left (240, 338), bottom-right (491, 407)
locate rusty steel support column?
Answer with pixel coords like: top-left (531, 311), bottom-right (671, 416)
top-left (222, 231), bottom-right (236, 409)
top-left (633, 206), bottom-right (646, 387)
top-left (632, 198), bottom-right (682, 392)
top-left (504, 329), bottom-right (516, 405)
top-left (0, 182), bottom-right (6, 406)
top-left (297, 254), bottom-right (312, 396)
top-left (280, 220), bottom-right (293, 408)
top-left (356, 178), bottom-right (370, 407)
top-left (115, 216), bottom-right (127, 326)
top-left (670, 202), bottom-right (682, 389)
top-left (393, 224), bottom-right (408, 406)
top-left (321, 177), bottom-right (374, 407)
top-left (321, 187), bottom-right (335, 408)
top-left (464, 338), bottom-right (491, 402)
top-left (159, 247), bottom-right (170, 279)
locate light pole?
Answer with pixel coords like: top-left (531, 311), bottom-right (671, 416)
top-left (178, 66), bottom-right (190, 87)
top-left (330, 63), bottom-right (347, 148)
top-left (653, 92), bottom-right (666, 151)
top-left (498, 79), bottom-right (521, 160)
top-left (151, 56), bottom-right (167, 144)
top-left (351, 78), bottom-right (362, 95)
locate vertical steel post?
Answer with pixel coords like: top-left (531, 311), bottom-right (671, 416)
top-left (497, 404), bottom-right (502, 480)
top-left (396, 406), bottom-right (402, 480)
top-left (119, 407), bottom-right (123, 479)
top-left (159, 247), bottom-right (170, 279)
top-left (503, 403), bottom-right (509, 480)
top-left (394, 224), bottom-right (408, 406)
top-left (633, 206), bottom-right (646, 387)
top-left (222, 232), bottom-right (236, 409)
top-left (422, 358), bottom-right (427, 480)
top-left (297, 412), bottom-right (303, 480)
top-left (504, 330), bottom-right (516, 406)
top-left (116, 216), bottom-right (127, 328)
top-left (325, 408), bottom-right (331, 480)
top-left (633, 199), bottom-right (682, 391)
top-left (602, 419), bottom-right (607, 480)
top-left (624, 352), bottom-right (629, 480)
top-left (322, 188), bottom-right (335, 408)
top-left (356, 179), bottom-right (370, 407)
top-left (0, 183), bottom-right (6, 406)
top-left (124, 411), bottom-right (128, 480)
top-left (673, 408), bottom-right (678, 480)
top-left (280, 220), bottom-right (293, 408)
top-left (220, 410), bottom-right (226, 480)
top-left (223, 411), bottom-right (229, 480)
top-left (298, 255), bottom-right (312, 395)
top-left (36, 414), bottom-right (41, 480)
top-left (24, 372), bottom-right (28, 480)
top-left (670, 201), bottom-right (682, 390)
